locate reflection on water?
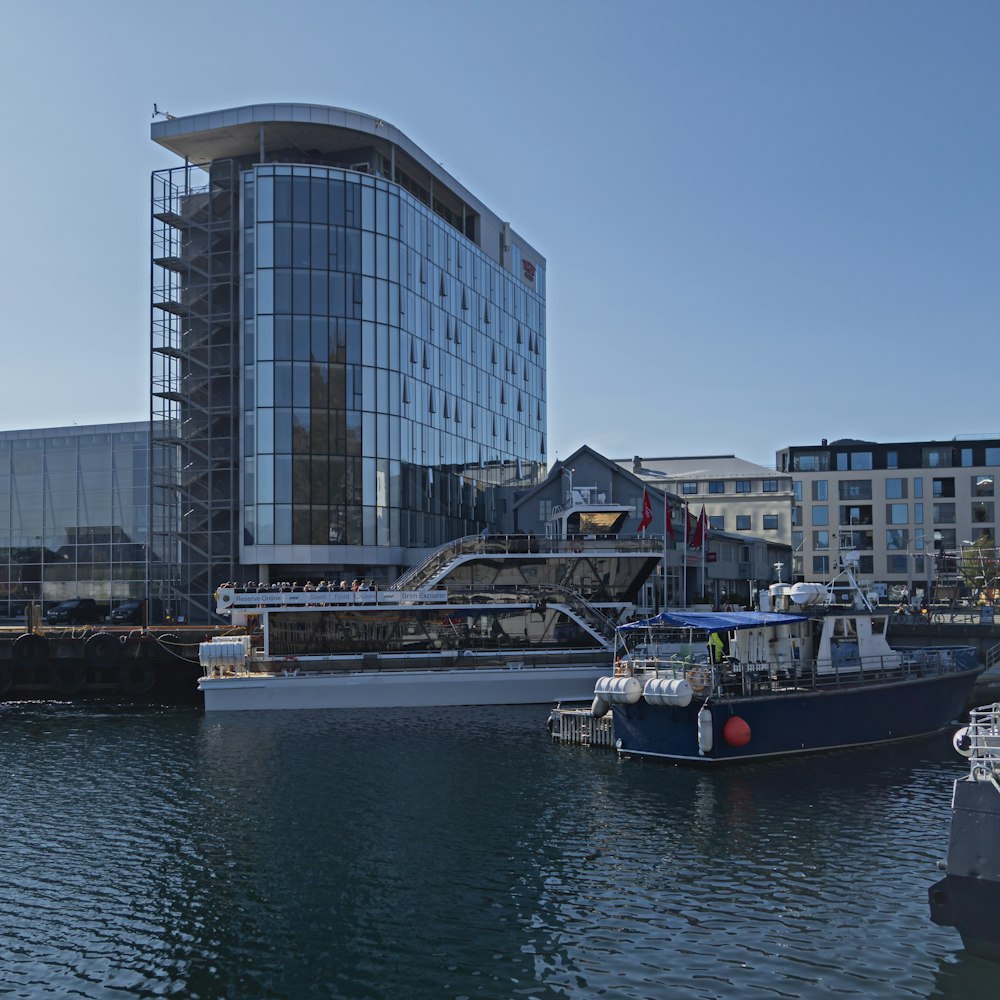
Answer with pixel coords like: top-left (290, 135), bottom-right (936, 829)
top-left (0, 703), bottom-right (996, 998)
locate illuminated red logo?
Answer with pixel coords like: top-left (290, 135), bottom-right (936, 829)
top-left (522, 259), bottom-right (536, 283)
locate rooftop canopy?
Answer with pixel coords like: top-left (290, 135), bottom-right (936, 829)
top-left (617, 610), bottom-right (808, 633)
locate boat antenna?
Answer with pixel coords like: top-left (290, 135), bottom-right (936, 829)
top-left (773, 562), bottom-right (784, 584)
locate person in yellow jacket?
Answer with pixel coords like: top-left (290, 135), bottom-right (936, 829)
top-left (708, 631), bottom-right (725, 664)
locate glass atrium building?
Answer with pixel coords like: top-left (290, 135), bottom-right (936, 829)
top-left (0, 423), bottom-right (150, 616)
top-left (152, 105), bottom-right (546, 621)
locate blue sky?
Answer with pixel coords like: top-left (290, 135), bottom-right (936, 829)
top-left (0, 0), bottom-right (996, 468)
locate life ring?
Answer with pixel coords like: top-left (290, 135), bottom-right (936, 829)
top-left (85, 632), bottom-right (121, 669)
top-left (118, 659), bottom-right (156, 696)
top-left (686, 666), bottom-right (709, 694)
top-left (12, 633), bottom-right (49, 669)
top-left (48, 659), bottom-right (87, 696)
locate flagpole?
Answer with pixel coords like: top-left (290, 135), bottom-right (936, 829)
top-left (662, 496), bottom-right (668, 610)
top-left (683, 502), bottom-right (688, 608)
top-left (700, 505), bottom-right (706, 602)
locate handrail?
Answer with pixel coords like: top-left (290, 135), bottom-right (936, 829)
top-left (390, 533), bottom-right (665, 592)
top-left (987, 641), bottom-right (1000, 670)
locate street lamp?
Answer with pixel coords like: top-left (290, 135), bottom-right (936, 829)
top-left (563, 467), bottom-right (575, 504)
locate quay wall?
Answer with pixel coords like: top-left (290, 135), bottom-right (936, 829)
top-left (0, 626), bottom-right (222, 704)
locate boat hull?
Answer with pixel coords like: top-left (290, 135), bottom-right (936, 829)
top-left (929, 777), bottom-right (1000, 961)
top-left (200, 662), bottom-right (607, 711)
top-left (611, 668), bottom-right (982, 764)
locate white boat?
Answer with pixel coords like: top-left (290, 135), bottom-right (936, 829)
top-left (198, 489), bottom-right (663, 711)
top-left (199, 585), bottom-right (619, 710)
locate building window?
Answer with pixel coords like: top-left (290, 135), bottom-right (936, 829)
top-left (923, 447), bottom-right (952, 468)
top-left (972, 501), bottom-right (994, 524)
top-left (973, 527), bottom-right (995, 543)
top-left (682, 481), bottom-right (698, 494)
top-left (708, 480), bottom-right (725, 494)
top-left (914, 477), bottom-right (923, 498)
top-left (851, 452), bottom-right (873, 470)
top-left (792, 505), bottom-right (801, 526)
top-left (812, 480), bottom-right (828, 501)
top-left (836, 453), bottom-right (848, 471)
top-left (914, 503), bottom-right (923, 524)
top-left (736, 514), bottom-right (751, 530)
top-left (886, 528), bottom-right (909, 550)
top-left (813, 555), bottom-right (830, 575)
top-left (887, 554), bottom-right (908, 573)
top-left (793, 480), bottom-right (802, 500)
top-left (793, 453), bottom-right (829, 472)
top-left (735, 480), bottom-right (751, 494)
top-left (840, 505), bottom-right (871, 526)
top-left (858, 555), bottom-right (874, 573)
top-left (886, 503), bottom-right (908, 525)
top-left (763, 479), bottom-right (779, 493)
top-left (792, 531), bottom-right (803, 550)
top-left (813, 530), bottom-right (829, 550)
top-left (811, 506), bottom-right (828, 526)
top-left (974, 475), bottom-right (994, 497)
top-left (839, 479), bottom-right (872, 500)
top-left (935, 529), bottom-right (957, 549)
top-left (763, 514), bottom-right (778, 530)
top-left (932, 478), bottom-right (955, 498)
top-left (887, 450), bottom-right (898, 470)
top-left (709, 515), bottom-right (725, 530)
top-left (841, 530), bottom-right (873, 550)
top-left (961, 448), bottom-right (974, 467)
top-left (933, 503), bottom-right (956, 524)
top-left (885, 478), bottom-right (908, 499)
top-left (987, 448), bottom-right (1000, 464)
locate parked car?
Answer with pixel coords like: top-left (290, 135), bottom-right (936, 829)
top-left (106, 600), bottom-right (145, 625)
top-left (44, 598), bottom-right (109, 625)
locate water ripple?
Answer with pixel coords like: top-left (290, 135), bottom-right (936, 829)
top-left (0, 704), bottom-right (996, 998)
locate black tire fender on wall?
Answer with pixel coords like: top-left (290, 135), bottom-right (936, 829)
top-left (85, 632), bottom-right (122, 669)
top-left (12, 633), bottom-right (48, 669)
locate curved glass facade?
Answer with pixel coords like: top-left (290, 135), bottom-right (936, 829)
top-left (241, 164), bottom-right (546, 555)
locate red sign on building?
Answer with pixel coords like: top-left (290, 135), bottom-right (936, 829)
top-left (522, 259), bottom-right (536, 283)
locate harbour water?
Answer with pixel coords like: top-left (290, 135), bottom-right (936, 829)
top-left (0, 702), bottom-right (996, 999)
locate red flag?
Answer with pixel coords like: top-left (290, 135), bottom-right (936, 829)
top-left (666, 503), bottom-right (675, 542)
top-left (690, 505), bottom-right (707, 548)
top-left (639, 489), bottom-right (653, 531)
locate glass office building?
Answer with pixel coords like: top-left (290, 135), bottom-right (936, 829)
top-left (152, 105), bottom-right (546, 621)
top-left (0, 423), bottom-right (150, 615)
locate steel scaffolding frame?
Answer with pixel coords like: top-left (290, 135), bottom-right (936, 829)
top-left (150, 161), bottom-right (241, 622)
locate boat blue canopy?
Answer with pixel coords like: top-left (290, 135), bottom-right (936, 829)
top-left (617, 610), bottom-right (809, 633)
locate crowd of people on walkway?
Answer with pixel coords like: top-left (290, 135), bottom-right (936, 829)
top-left (220, 578), bottom-right (378, 594)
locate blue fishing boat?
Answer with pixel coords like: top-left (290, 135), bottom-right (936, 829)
top-left (594, 560), bottom-right (982, 764)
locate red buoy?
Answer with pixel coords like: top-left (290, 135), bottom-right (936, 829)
top-left (723, 715), bottom-right (751, 747)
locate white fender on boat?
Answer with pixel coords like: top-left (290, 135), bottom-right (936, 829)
top-left (697, 706), bottom-right (714, 754)
top-left (199, 638), bottom-right (249, 672)
top-left (643, 677), bottom-right (693, 708)
top-left (595, 675), bottom-right (643, 704)
top-left (953, 727), bottom-right (974, 758)
top-left (591, 696), bottom-right (610, 719)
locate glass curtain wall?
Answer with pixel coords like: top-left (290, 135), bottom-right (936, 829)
top-left (242, 164), bottom-right (546, 555)
top-left (0, 426), bottom-right (149, 614)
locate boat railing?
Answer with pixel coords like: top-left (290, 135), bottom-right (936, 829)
top-left (617, 644), bottom-right (979, 699)
top-left (962, 703), bottom-right (1000, 782)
